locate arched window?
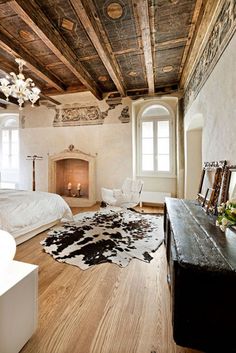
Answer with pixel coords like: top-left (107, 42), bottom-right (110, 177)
top-left (0, 115), bottom-right (19, 188)
top-left (137, 103), bottom-right (175, 176)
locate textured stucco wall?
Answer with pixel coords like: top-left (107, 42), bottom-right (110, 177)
top-left (0, 92), bottom-right (179, 200)
top-left (1, 92), bottom-right (133, 199)
top-left (185, 129), bottom-right (202, 199)
top-left (184, 32), bottom-right (236, 164)
top-left (19, 124), bottom-right (132, 199)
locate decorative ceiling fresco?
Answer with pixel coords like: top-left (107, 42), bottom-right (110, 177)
top-left (0, 0), bottom-right (224, 107)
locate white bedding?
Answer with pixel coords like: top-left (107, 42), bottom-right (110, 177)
top-left (0, 189), bottom-right (73, 241)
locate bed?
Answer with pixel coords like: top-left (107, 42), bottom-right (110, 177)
top-left (0, 189), bottom-right (73, 245)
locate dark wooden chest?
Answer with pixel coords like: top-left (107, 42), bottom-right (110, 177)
top-left (164, 198), bottom-right (236, 353)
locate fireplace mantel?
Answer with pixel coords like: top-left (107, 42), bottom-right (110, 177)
top-left (48, 148), bottom-right (96, 207)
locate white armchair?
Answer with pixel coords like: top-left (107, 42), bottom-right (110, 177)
top-left (101, 178), bottom-right (144, 209)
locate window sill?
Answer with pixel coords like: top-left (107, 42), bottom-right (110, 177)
top-left (137, 173), bottom-right (177, 179)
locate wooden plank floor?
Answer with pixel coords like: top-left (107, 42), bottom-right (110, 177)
top-left (16, 205), bottom-right (202, 353)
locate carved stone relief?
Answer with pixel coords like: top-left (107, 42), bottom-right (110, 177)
top-left (118, 106), bottom-right (130, 123)
top-left (53, 102), bottom-right (130, 126)
top-left (184, 0), bottom-right (236, 112)
top-left (53, 105), bottom-right (110, 126)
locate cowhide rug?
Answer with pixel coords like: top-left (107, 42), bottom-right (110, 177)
top-left (41, 208), bottom-right (164, 270)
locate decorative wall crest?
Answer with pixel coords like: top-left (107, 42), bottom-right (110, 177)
top-left (184, 0), bottom-right (236, 112)
top-left (62, 145), bottom-right (96, 157)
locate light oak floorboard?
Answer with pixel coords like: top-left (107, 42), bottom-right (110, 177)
top-left (16, 206), bottom-right (202, 353)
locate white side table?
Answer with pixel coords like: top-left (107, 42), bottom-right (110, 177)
top-left (0, 260), bottom-right (38, 353)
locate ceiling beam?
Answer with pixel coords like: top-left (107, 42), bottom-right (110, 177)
top-left (0, 60), bottom-right (17, 73)
top-left (0, 30), bottom-right (66, 92)
top-left (0, 91), bottom-right (18, 105)
top-left (178, 0), bottom-right (204, 80)
top-left (127, 83), bottom-right (179, 94)
top-left (69, 0), bottom-right (126, 96)
top-left (127, 86), bottom-right (181, 99)
top-left (132, 0), bottom-right (155, 94)
top-left (40, 94), bottom-right (61, 105)
top-left (79, 48), bottom-right (144, 62)
top-left (42, 84), bottom-right (87, 96)
top-left (0, 102), bottom-right (7, 109)
top-left (180, 0), bottom-right (223, 89)
top-left (157, 38), bottom-right (187, 49)
top-left (9, 0), bottom-right (103, 100)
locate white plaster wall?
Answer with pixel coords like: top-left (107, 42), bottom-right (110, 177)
top-left (0, 91), bottom-right (178, 199)
top-left (2, 92), bottom-right (133, 200)
top-left (185, 129), bottom-right (202, 199)
top-left (184, 32), bottom-right (236, 165)
top-left (19, 124), bottom-right (132, 199)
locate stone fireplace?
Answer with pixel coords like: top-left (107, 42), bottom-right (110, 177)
top-left (48, 146), bottom-right (96, 207)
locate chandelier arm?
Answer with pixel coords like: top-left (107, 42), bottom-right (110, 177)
top-left (0, 58), bottom-right (40, 109)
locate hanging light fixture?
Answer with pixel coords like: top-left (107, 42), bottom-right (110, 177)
top-left (0, 58), bottom-right (41, 110)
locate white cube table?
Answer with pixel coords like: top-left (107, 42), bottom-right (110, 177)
top-left (0, 260), bottom-right (38, 353)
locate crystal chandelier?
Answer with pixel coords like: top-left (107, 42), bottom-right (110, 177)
top-left (0, 58), bottom-right (40, 110)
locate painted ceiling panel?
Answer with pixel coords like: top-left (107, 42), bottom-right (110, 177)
top-left (116, 53), bottom-right (147, 89)
top-left (82, 58), bottom-right (116, 92)
top-left (155, 46), bottom-right (185, 85)
top-left (0, 3), bottom-right (16, 19)
top-left (93, 0), bottom-right (140, 53)
top-left (155, 0), bottom-right (196, 43)
top-left (37, 0), bottom-right (98, 58)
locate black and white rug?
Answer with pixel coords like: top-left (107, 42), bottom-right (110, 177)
top-left (41, 208), bottom-right (164, 270)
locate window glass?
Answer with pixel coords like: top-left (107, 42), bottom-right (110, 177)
top-left (11, 129), bottom-right (19, 142)
top-left (3, 119), bottom-right (18, 128)
top-left (142, 155), bottom-right (154, 171)
top-left (143, 105), bottom-right (169, 117)
top-left (158, 121), bottom-right (169, 137)
top-left (142, 121), bottom-right (153, 138)
top-left (2, 130), bottom-right (10, 169)
top-left (139, 104), bottom-right (173, 175)
top-left (158, 155), bottom-right (170, 171)
top-left (1, 118), bottom-right (19, 185)
top-left (142, 138), bottom-right (153, 154)
top-left (2, 152), bottom-right (9, 168)
top-left (158, 138), bottom-right (169, 154)
top-left (2, 130), bottom-right (9, 142)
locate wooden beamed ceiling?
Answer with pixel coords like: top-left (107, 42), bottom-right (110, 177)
top-left (0, 0), bottom-right (213, 102)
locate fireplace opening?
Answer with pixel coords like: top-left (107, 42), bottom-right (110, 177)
top-left (56, 158), bottom-right (89, 198)
top-left (49, 147), bottom-right (96, 207)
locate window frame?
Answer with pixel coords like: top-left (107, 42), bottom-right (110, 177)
top-left (137, 105), bottom-right (176, 178)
